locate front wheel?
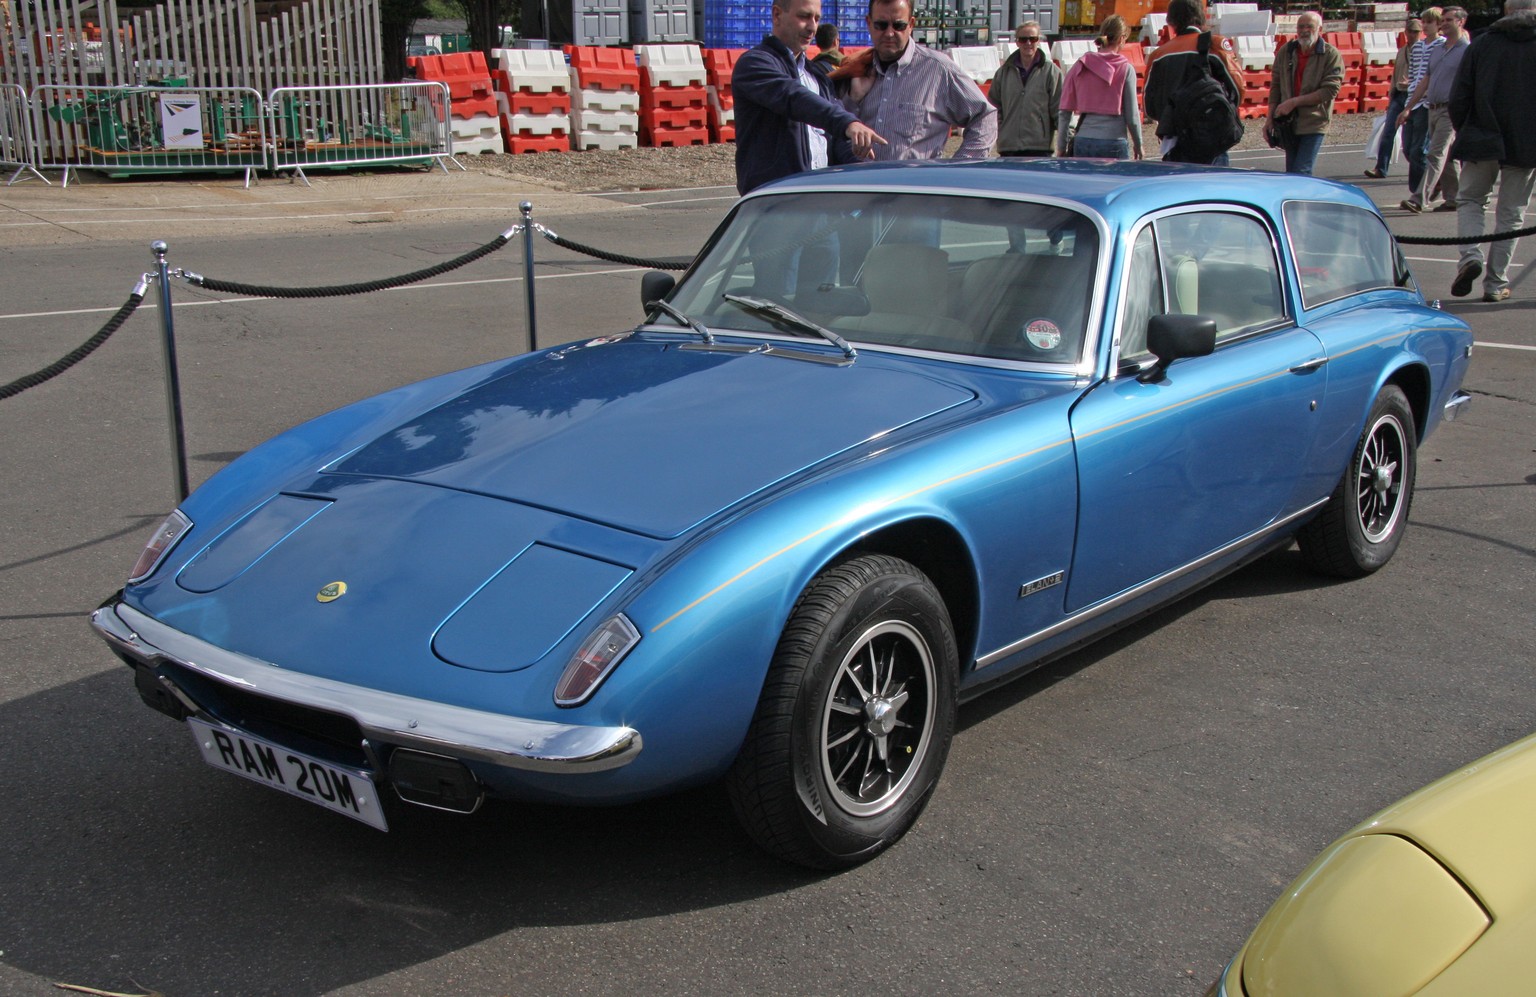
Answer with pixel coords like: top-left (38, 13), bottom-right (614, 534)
top-left (726, 554), bottom-right (958, 869)
top-left (1298, 385), bottom-right (1417, 577)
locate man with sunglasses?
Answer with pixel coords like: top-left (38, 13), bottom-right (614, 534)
top-left (989, 22), bottom-right (1063, 157)
top-left (831, 0), bottom-right (996, 159)
top-left (732, 0), bottom-right (887, 194)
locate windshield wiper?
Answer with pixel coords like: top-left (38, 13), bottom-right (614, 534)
top-left (722, 294), bottom-right (857, 361)
top-left (646, 298), bottom-right (714, 344)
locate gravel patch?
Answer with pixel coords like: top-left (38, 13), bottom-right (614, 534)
top-left (458, 114), bottom-right (1380, 193)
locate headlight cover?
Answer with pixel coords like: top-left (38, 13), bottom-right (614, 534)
top-left (554, 614), bottom-right (641, 707)
top-left (128, 510), bottom-right (192, 584)
top-left (1240, 833), bottom-right (1489, 997)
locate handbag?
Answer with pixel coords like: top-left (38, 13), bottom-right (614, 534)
top-left (1266, 113), bottom-right (1295, 150)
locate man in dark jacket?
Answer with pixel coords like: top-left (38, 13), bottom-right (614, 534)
top-left (1448, 0), bottom-right (1536, 301)
top-left (731, 0), bottom-right (884, 195)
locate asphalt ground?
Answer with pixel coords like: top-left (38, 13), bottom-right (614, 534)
top-left (1, 140), bottom-right (1532, 996)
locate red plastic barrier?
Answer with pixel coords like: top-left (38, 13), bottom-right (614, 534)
top-left (567, 46), bottom-right (641, 90)
top-left (642, 125), bottom-right (709, 147)
top-left (506, 134), bottom-right (569, 153)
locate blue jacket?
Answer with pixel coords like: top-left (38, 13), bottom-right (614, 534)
top-left (731, 35), bottom-right (859, 194)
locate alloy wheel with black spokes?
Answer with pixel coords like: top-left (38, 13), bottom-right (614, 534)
top-left (727, 553), bottom-right (958, 869)
top-left (1300, 384), bottom-right (1418, 578)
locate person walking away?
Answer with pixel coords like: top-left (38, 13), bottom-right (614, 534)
top-left (1398, 5), bottom-right (1470, 212)
top-left (1447, 0), bottom-right (1536, 300)
top-left (1365, 19), bottom-right (1422, 178)
top-left (1057, 15), bottom-right (1144, 160)
top-left (990, 21), bottom-right (1062, 157)
top-left (732, 0), bottom-right (885, 194)
top-left (831, 0), bottom-right (997, 160)
top-left (1144, 0), bottom-right (1245, 165)
top-left (1399, 8), bottom-right (1443, 195)
top-left (811, 23), bottom-right (843, 71)
top-left (1266, 11), bottom-right (1344, 175)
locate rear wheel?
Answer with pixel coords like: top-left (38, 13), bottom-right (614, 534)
top-left (1298, 385), bottom-right (1417, 577)
top-left (726, 554), bottom-right (958, 869)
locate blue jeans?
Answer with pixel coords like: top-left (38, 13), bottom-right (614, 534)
top-left (1402, 105), bottom-right (1429, 193)
top-left (1284, 133), bottom-right (1325, 175)
top-left (1374, 89), bottom-right (1408, 174)
top-left (1072, 136), bottom-right (1130, 159)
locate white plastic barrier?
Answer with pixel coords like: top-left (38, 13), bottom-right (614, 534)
top-left (1236, 35), bottom-right (1277, 71)
top-left (1361, 30), bottom-right (1400, 65)
top-left (1140, 13), bottom-right (1167, 43)
top-left (1053, 39), bottom-right (1095, 71)
top-left (1211, 11), bottom-right (1273, 37)
top-left (492, 48), bottom-right (571, 92)
top-left (634, 43), bottom-right (706, 87)
top-left (951, 45), bottom-right (1003, 85)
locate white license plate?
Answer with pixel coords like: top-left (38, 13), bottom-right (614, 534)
top-left (188, 718), bottom-right (388, 831)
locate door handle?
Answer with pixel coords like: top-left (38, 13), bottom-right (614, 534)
top-left (1289, 357), bottom-right (1329, 373)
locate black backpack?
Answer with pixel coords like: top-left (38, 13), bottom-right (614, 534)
top-left (1165, 32), bottom-right (1244, 164)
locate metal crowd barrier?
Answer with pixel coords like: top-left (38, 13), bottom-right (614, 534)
top-left (267, 81), bottom-right (455, 185)
top-left (1, 84), bottom-right (47, 185)
top-left (30, 84), bottom-right (268, 187)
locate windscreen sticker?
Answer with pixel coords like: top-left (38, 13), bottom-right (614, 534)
top-left (1023, 319), bottom-right (1061, 351)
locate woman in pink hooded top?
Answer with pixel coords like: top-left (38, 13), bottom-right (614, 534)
top-left (1057, 16), bottom-right (1144, 159)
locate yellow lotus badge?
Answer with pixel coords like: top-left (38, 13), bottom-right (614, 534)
top-left (317, 581), bottom-right (348, 603)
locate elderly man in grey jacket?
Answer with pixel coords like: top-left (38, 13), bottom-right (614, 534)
top-left (989, 22), bottom-right (1062, 157)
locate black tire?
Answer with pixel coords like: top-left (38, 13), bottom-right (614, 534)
top-left (1298, 385), bottom-right (1417, 578)
top-left (726, 554), bottom-right (958, 869)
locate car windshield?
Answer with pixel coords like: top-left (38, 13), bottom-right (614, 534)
top-left (666, 190), bottom-right (1100, 365)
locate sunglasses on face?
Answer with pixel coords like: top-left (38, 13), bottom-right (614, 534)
top-left (870, 19), bottom-right (910, 31)
top-left (1016, 35), bottom-right (1041, 42)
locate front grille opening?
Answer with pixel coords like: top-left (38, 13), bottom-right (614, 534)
top-left (162, 661), bottom-right (368, 768)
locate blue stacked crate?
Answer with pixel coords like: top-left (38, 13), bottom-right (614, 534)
top-left (702, 0), bottom-right (771, 49)
top-left (829, 1), bottom-right (869, 49)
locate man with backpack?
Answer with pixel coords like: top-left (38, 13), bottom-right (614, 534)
top-left (1145, 0), bottom-right (1246, 165)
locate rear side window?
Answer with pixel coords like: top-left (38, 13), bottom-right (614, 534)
top-left (1284, 201), bottom-right (1408, 308)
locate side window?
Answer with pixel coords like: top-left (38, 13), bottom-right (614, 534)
top-left (1152, 211), bottom-right (1287, 341)
top-left (1284, 200), bottom-right (1403, 307)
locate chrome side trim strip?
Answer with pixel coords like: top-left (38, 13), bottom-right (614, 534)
top-left (92, 600), bottom-right (642, 773)
top-left (1443, 389), bottom-right (1471, 422)
top-left (975, 499), bottom-right (1328, 669)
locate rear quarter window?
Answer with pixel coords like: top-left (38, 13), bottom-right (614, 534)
top-left (1283, 200), bottom-right (1410, 309)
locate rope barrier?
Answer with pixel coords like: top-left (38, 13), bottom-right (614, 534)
top-left (181, 225), bottom-right (522, 297)
top-left (534, 223), bottom-right (693, 271)
top-left (1394, 221), bottom-right (1536, 246)
top-left (0, 283), bottom-right (148, 401)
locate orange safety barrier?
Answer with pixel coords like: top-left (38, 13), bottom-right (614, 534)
top-left (710, 121), bottom-right (736, 143)
top-left (702, 48), bottom-right (746, 89)
top-left (642, 125), bottom-right (709, 147)
top-left (640, 80), bottom-right (709, 108)
top-left (501, 88), bottom-right (573, 114)
top-left (414, 52), bottom-right (494, 101)
top-left (506, 134), bottom-right (570, 154)
top-left (641, 104), bottom-right (709, 130)
top-left (567, 46), bottom-right (641, 90)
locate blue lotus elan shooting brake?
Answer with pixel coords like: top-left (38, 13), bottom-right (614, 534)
top-left (93, 160), bottom-right (1473, 868)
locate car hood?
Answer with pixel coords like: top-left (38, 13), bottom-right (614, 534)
top-left (325, 338), bottom-right (977, 538)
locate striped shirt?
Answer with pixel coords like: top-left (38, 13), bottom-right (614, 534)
top-left (845, 43), bottom-right (997, 160)
top-left (1406, 37), bottom-right (1439, 110)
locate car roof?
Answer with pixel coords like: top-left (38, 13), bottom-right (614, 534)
top-left (751, 158), bottom-right (1381, 226)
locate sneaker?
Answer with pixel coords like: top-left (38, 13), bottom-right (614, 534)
top-left (1433, 201), bottom-right (1458, 212)
top-left (1452, 261), bottom-right (1483, 297)
top-left (1482, 288), bottom-right (1510, 302)
top-left (1363, 168), bottom-right (1386, 179)
top-left (1400, 199), bottom-right (1422, 213)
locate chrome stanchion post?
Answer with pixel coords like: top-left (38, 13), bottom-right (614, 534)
top-left (521, 200), bottom-right (538, 352)
top-left (152, 240), bottom-right (191, 501)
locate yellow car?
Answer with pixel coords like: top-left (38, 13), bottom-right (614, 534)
top-left (1212, 732), bottom-right (1536, 996)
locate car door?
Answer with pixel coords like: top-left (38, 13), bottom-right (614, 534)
top-left (1065, 206), bottom-right (1327, 613)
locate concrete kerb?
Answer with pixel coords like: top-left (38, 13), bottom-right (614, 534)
top-left (0, 166), bottom-right (620, 248)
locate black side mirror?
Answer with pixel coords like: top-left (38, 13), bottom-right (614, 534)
top-left (1137, 314), bottom-right (1217, 384)
top-left (641, 271), bottom-right (676, 311)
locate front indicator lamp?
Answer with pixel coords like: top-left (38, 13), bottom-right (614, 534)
top-left (128, 510), bottom-right (192, 583)
top-left (555, 614), bottom-right (641, 707)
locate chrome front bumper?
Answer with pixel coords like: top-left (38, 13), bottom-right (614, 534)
top-left (1444, 389), bottom-right (1472, 422)
top-left (91, 598), bottom-right (642, 774)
